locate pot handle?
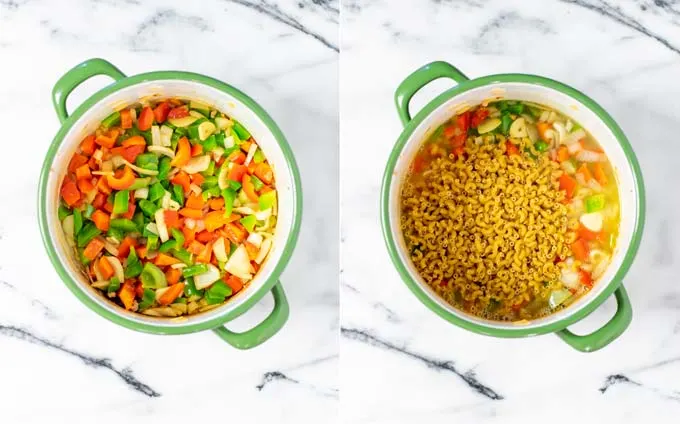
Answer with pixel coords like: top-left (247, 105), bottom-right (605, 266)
top-left (52, 58), bottom-right (126, 123)
top-left (556, 286), bottom-right (632, 352)
top-left (394, 61), bottom-right (469, 126)
top-left (212, 282), bottom-right (289, 349)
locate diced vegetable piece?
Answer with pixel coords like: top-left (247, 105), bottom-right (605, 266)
top-left (157, 283), bottom-right (185, 305)
top-left (240, 215), bottom-right (257, 232)
top-left (101, 111), bottom-right (121, 129)
top-left (225, 244), bottom-right (254, 281)
top-left (112, 190), bottom-right (129, 214)
top-left (549, 289), bottom-right (572, 309)
top-left (83, 237), bottom-right (105, 260)
top-left (194, 263), bottom-right (221, 289)
top-left (232, 121), bottom-right (251, 140)
top-left (140, 262), bottom-right (167, 289)
top-left (154, 208), bottom-right (169, 242)
top-left (118, 282), bottom-right (137, 310)
top-left (258, 190), bottom-right (276, 211)
top-left (584, 194), bottom-right (606, 213)
top-left (580, 212), bottom-right (603, 232)
top-left (77, 223), bottom-right (101, 247)
top-left (571, 238), bottom-right (590, 261)
top-left (182, 263), bottom-right (209, 278)
top-left (477, 118), bottom-right (501, 134)
top-left (137, 107), bottom-right (154, 131)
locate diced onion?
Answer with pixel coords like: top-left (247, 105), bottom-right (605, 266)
top-left (588, 179), bottom-right (603, 192)
top-left (130, 108), bottom-right (137, 123)
top-left (101, 160), bottom-right (113, 172)
top-left (576, 150), bottom-right (604, 162)
top-left (170, 263), bottom-right (187, 269)
top-left (552, 122), bottom-right (566, 145)
top-left (563, 129), bottom-right (585, 146)
top-left (106, 256), bottom-right (125, 284)
top-left (244, 143), bottom-right (258, 166)
top-left (213, 237), bottom-right (228, 262)
top-left (189, 184), bottom-right (202, 195)
top-left (509, 118), bottom-right (528, 138)
top-left (111, 155), bottom-right (126, 169)
top-left (181, 155), bottom-right (210, 174)
top-left (160, 125), bottom-right (173, 147)
top-left (92, 170), bottom-right (114, 176)
top-left (184, 218), bottom-right (196, 230)
top-left (561, 161), bottom-right (576, 174)
top-left (194, 264), bottom-right (221, 289)
top-left (119, 157), bottom-right (159, 175)
top-left (561, 269), bottom-right (580, 289)
top-left (151, 125), bottom-right (161, 146)
top-left (212, 147), bottom-right (224, 162)
top-left (234, 206), bottom-right (256, 215)
top-left (103, 240), bottom-right (119, 256)
top-left (135, 188), bottom-right (149, 199)
top-left (255, 239), bottom-right (272, 264)
top-left (93, 260), bottom-right (104, 281)
top-left (148, 145), bottom-right (175, 158)
top-left (225, 245), bottom-right (254, 280)
top-left (93, 149), bottom-right (103, 162)
top-left (567, 141), bottom-right (583, 154)
top-left (580, 212), bottom-right (603, 232)
top-left (247, 232), bottom-right (263, 248)
top-left (565, 120), bottom-right (574, 132)
top-left (539, 111), bottom-right (549, 122)
top-left (154, 209), bottom-right (169, 242)
top-left (62, 215), bottom-right (75, 247)
top-left (575, 172), bottom-right (587, 188)
top-left (145, 222), bottom-right (159, 235)
top-left (161, 192), bottom-right (180, 211)
top-left (195, 219), bottom-right (205, 232)
top-left (224, 136), bottom-right (235, 148)
top-left (255, 208), bottom-right (271, 222)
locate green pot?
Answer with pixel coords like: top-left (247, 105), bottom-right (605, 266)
top-left (381, 61), bottom-right (645, 352)
top-left (39, 58), bottom-right (302, 349)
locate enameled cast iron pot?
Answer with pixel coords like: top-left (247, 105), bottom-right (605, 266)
top-left (39, 58), bottom-right (302, 349)
top-left (381, 61), bottom-right (645, 352)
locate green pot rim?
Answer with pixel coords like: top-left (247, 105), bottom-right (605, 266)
top-left (38, 70), bottom-right (303, 335)
top-left (381, 72), bottom-right (645, 337)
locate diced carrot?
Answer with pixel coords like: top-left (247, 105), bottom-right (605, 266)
top-left (164, 210), bottom-right (182, 229)
top-left (98, 256), bottom-right (115, 279)
top-left (80, 135), bottom-right (96, 156)
top-left (91, 210), bottom-right (110, 231)
top-left (190, 173), bottom-right (205, 186)
top-left (208, 197), bottom-right (224, 210)
top-left (88, 156), bottom-right (99, 170)
top-left (240, 140), bottom-right (252, 153)
top-left (135, 282), bottom-right (144, 298)
top-left (165, 268), bottom-right (182, 285)
top-left (118, 281), bottom-right (136, 310)
top-left (170, 170), bottom-right (191, 193)
top-left (136, 246), bottom-right (148, 259)
top-left (578, 226), bottom-right (605, 243)
top-left (103, 199), bottom-right (114, 213)
top-left (470, 107), bottom-right (489, 128)
top-left (557, 146), bottom-right (570, 162)
top-left (117, 236), bottom-right (138, 259)
top-left (95, 134), bottom-right (116, 149)
top-left (559, 174), bottom-right (577, 199)
top-left (228, 164), bottom-right (247, 182)
top-left (96, 177), bottom-right (112, 194)
top-left (196, 240), bottom-right (214, 263)
top-left (228, 150), bottom-right (246, 164)
top-left (505, 141), bottom-right (520, 156)
top-left (579, 270), bottom-right (593, 288)
top-left (187, 240), bottom-right (205, 255)
top-left (60, 179), bottom-right (81, 207)
top-left (456, 111), bottom-right (471, 134)
top-left (121, 144), bottom-right (145, 163)
top-left (223, 222), bottom-right (247, 244)
top-left (158, 283), bottom-right (185, 305)
top-left (204, 210), bottom-right (229, 232)
top-left (120, 109), bottom-right (132, 129)
top-left (137, 106), bottom-right (154, 131)
top-left (179, 208), bottom-right (203, 219)
top-left (196, 230), bottom-right (216, 243)
top-left (185, 193), bottom-right (205, 209)
top-left (576, 164), bottom-right (592, 182)
top-left (83, 238), bottom-right (105, 260)
top-left (224, 275), bottom-right (243, 293)
top-left (77, 178), bottom-right (95, 193)
top-left (153, 101), bottom-right (171, 124)
top-left (254, 162), bottom-right (273, 185)
top-left (571, 238), bottom-right (589, 261)
top-left (121, 135), bottom-right (146, 147)
top-left (154, 253), bottom-right (181, 266)
top-left (68, 154), bottom-right (89, 173)
top-left (191, 143), bottom-right (203, 157)
top-left (247, 161), bottom-right (258, 175)
top-left (242, 174), bottom-right (259, 202)
top-left (182, 226), bottom-right (195, 247)
top-left (92, 193), bottom-right (106, 209)
top-left (536, 122), bottom-right (552, 140)
top-left (593, 163), bottom-right (608, 186)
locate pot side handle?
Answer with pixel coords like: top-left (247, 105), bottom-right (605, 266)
top-left (556, 286), bottom-right (632, 352)
top-left (52, 58), bottom-right (126, 123)
top-left (212, 282), bottom-right (289, 349)
top-left (394, 61), bottom-right (469, 127)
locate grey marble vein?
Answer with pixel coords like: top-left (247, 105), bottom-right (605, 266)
top-left (559, 0), bottom-right (680, 55)
top-left (130, 9), bottom-right (212, 52)
top-left (0, 325), bottom-right (160, 398)
top-left (0, 280), bottom-right (59, 320)
top-left (600, 373), bottom-right (680, 401)
top-left (342, 282), bottom-right (400, 322)
top-left (224, 0), bottom-right (339, 51)
top-left (256, 370), bottom-right (339, 398)
top-left (341, 327), bottom-right (503, 400)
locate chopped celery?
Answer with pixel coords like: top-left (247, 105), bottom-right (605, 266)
top-left (232, 121), bottom-right (251, 140)
top-left (240, 215), bottom-right (257, 232)
top-left (585, 194), bottom-right (606, 212)
top-left (258, 190), bottom-right (276, 210)
top-left (101, 111), bottom-right (121, 129)
top-left (113, 190), bottom-right (129, 214)
top-left (251, 175), bottom-right (264, 191)
top-left (140, 262), bottom-right (167, 288)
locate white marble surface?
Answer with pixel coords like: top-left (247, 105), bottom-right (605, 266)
top-left (0, 0), bottom-right (338, 422)
top-left (341, 0), bottom-right (680, 423)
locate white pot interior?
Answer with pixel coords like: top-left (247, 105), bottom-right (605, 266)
top-left (46, 80), bottom-right (296, 327)
top-left (388, 82), bottom-right (639, 330)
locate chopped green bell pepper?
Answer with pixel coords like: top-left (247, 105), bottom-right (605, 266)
top-left (182, 263), bottom-right (209, 278)
top-left (113, 190), bottom-right (129, 214)
top-left (183, 277), bottom-right (204, 297)
top-left (139, 199), bottom-right (158, 217)
top-left (101, 111), bottom-right (121, 129)
top-left (109, 218), bottom-right (137, 233)
top-left (251, 175), bottom-right (264, 191)
top-left (222, 188), bottom-right (236, 217)
top-left (76, 222), bottom-right (100, 247)
top-left (58, 204), bottom-right (71, 221)
top-left (73, 208), bottom-right (83, 236)
top-left (107, 276), bottom-right (121, 294)
top-left (135, 153), bottom-right (158, 171)
top-left (140, 262), bottom-right (167, 289)
top-left (258, 190), bottom-right (276, 210)
top-left (585, 194), bottom-right (606, 212)
top-left (232, 121), bottom-right (251, 140)
top-left (240, 215), bottom-right (257, 232)
top-left (157, 156), bottom-right (172, 181)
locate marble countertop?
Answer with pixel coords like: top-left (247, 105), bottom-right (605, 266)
top-left (340, 0), bottom-right (680, 423)
top-left (0, 0), bottom-right (338, 422)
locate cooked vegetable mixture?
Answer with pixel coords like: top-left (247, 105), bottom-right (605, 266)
top-left (59, 99), bottom-right (277, 317)
top-left (400, 100), bottom-right (619, 321)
